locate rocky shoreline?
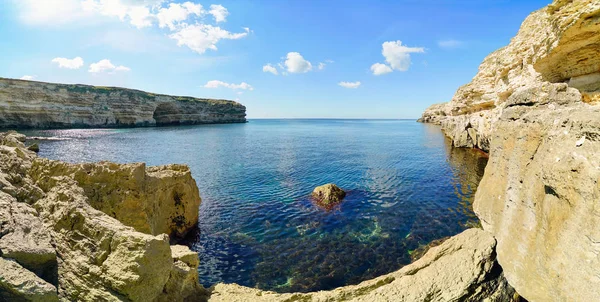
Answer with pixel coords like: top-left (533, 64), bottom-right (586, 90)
top-left (0, 78), bottom-right (246, 129)
top-left (1, 0), bottom-right (599, 300)
top-left (420, 0), bottom-right (600, 300)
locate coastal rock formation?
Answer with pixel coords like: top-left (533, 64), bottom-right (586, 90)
top-left (208, 228), bottom-right (516, 302)
top-left (419, 0), bottom-right (600, 301)
top-left (312, 183), bottom-right (346, 206)
top-left (0, 77), bottom-right (246, 129)
top-left (419, 0), bottom-right (600, 152)
top-left (30, 160), bottom-right (201, 239)
top-left (0, 131), bottom-right (205, 301)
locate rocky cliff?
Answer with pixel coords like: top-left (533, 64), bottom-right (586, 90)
top-left (420, 0), bottom-right (600, 301)
top-left (0, 78), bottom-right (246, 129)
top-left (0, 131), bottom-right (204, 301)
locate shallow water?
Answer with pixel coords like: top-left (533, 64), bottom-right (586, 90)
top-left (22, 119), bottom-right (488, 293)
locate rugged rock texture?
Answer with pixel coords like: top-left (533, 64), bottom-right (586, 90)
top-left (208, 228), bottom-right (516, 302)
top-left (419, 0), bottom-right (600, 152)
top-left (30, 159), bottom-right (201, 239)
top-left (419, 0), bottom-right (600, 301)
top-left (312, 183), bottom-right (346, 206)
top-left (0, 77), bottom-right (246, 129)
top-left (0, 131), bottom-right (205, 301)
top-left (0, 257), bottom-right (58, 302)
top-left (474, 103), bottom-right (600, 301)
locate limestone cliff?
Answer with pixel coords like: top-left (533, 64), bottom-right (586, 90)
top-left (419, 0), bottom-right (600, 152)
top-left (420, 0), bottom-right (600, 301)
top-left (0, 131), bottom-right (204, 301)
top-left (0, 77), bottom-right (246, 129)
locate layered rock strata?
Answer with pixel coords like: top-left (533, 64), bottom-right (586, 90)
top-left (0, 131), bottom-right (204, 301)
top-left (420, 0), bottom-right (600, 301)
top-left (0, 78), bottom-right (246, 129)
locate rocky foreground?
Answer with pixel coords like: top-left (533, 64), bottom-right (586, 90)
top-left (0, 78), bottom-right (246, 129)
top-left (420, 0), bottom-right (600, 301)
top-left (0, 130), bottom-right (517, 301)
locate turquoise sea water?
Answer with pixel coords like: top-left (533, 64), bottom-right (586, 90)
top-left (23, 119), bottom-right (488, 293)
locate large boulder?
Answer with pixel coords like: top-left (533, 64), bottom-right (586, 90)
top-left (30, 159), bottom-right (201, 239)
top-left (208, 228), bottom-right (517, 302)
top-left (312, 184), bottom-right (346, 206)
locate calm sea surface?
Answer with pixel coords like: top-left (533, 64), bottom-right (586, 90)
top-left (22, 119), bottom-right (488, 293)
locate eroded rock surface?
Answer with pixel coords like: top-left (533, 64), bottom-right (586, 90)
top-left (208, 228), bottom-right (516, 302)
top-left (0, 77), bottom-right (246, 129)
top-left (419, 0), bottom-right (600, 301)
top-left (0, 131), bottom-right (205, 301)
top-left (312, 183), bottom-right (346, 206)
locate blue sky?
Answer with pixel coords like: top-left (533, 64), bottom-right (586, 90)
top-left (1, 0), bottom-right (550, 118)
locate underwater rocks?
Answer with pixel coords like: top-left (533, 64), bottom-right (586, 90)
top-left (208, 228), bottom-right (517, 301)
top-left (0, 77), bottom-right (246, 129)
top-left (312, 184), bottom-right (346, 206)
top-left (0, 131), bottom-right (205, 301)
top-left (419, 0), bottom-right (600, 301)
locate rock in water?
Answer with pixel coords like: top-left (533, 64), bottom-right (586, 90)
top-left (208, 228), bottom-right (518, 302)
top-left (312, 183), bottom-right (346, 206)
top-left (27, 143), bottom-right (39, 153)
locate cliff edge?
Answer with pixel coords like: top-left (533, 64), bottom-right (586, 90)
top-left (420, 0), bottom-right (600, 301)
top-left (0, 78), bottom-right (246, 129)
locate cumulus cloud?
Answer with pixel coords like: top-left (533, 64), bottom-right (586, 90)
top-left (370, 40), bottom-right (424, 75)
top-left (170, 25), bottom-right (249, 54)
top-left (157, 2), bottom-right (204, 30)
top-left (284, 52), bottom-right (312, 73)
top-left (262, 64), bottom-right (278, 75)
top-left (88, 59), bottom-right (130, 73)
top-left (438, 39), bottom-right (464, 49)
top-left (14, 1), bottom-right (250, 55)
top-left (370, 63), bottom-right (392, 76)
top-left (204, 80), bottom-right (253, 90)
top-left (338, 81), bottom-right (361, 89)
top-left (209, 4), bottom-right (229, 23)
top-left (52, 57), bottom-right (84, 69)
top-left (20, 75), bottom-right (36, 80)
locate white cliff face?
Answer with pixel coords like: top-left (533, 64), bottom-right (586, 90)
top-left (420, 0), bottom-right (600, 301)
top-left (420, 0), bottom-right (600, 152)
top-left (0, 78), bottom-right (246, 129)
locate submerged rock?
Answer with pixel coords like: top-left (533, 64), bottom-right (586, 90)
top-left (208, 228), bottom-right (517, 301)
top-left (312, 183), bottom-right (346, 206)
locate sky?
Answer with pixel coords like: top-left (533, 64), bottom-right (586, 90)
top-left (0, 0), bottom-right (551, 119)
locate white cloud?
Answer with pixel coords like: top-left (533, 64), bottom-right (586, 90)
top-left (16, 0), bottom-right (92, 25)
top-left (81, 0), bottom-right (162, 29)
top-left (262, 64), bottom-right (278, 75)
top-left (370, 40), bottom-right (424, 75)
top-left (209, 4), bottom-right (229, 23)
top-left (204, 80), bottom-right (253, 90)
top-left (20, 75), bottom-right (36, 81)
top-left (284, 52), bottom-right (312, 73)
top-left (318, 62), bottom-right (326, 70)
top-left (382, 40), bottom-right (424, 71)
top-left (157, 2), bottom-right (204, 30)
top-left (338, 81), bottom-right (361, 89)
top-left (438, 39), bottom-right (463, 49)
top-left (52, 57), bottom-right (84, 69)
top-left (370, 63), bottom-right (392, 76)
top-left (170, 25), bottom-right (249, 54)
top-left (89, 59), bottom-right (130, 73)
